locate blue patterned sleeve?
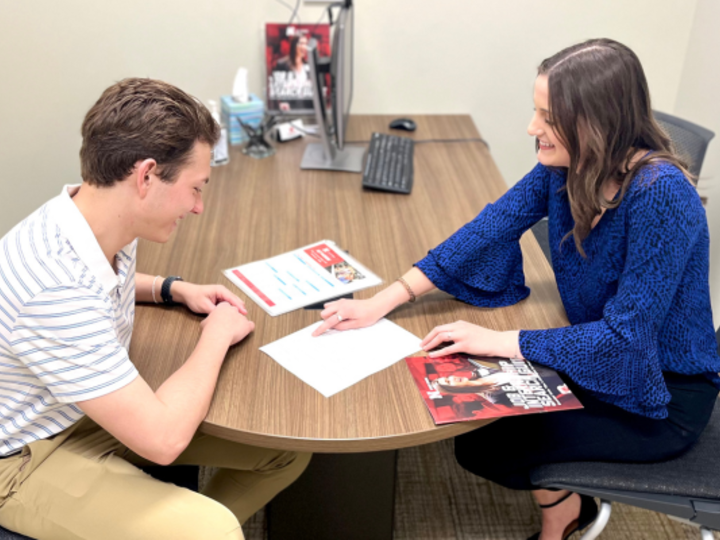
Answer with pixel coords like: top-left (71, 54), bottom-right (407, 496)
top-left (519, 169), bottom-right (703, 418)
top-left (415, 163), bottom-right (552, 307)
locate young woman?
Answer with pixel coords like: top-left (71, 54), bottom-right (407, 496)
top-left (275, 34), bottom-right (309, 75)
top-left (312, 39), bottom-right (720, 540)
top-left (274, 33), bottom-right (312, 112)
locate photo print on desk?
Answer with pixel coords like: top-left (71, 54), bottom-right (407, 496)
top-left (303, 244), bottom-right (366, 285)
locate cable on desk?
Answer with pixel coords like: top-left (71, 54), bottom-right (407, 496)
top-left (344, 137), bottom-right (490, 150)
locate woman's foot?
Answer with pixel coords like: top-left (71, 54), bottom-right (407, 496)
top-left (534, 490), bottom-right (582, 540)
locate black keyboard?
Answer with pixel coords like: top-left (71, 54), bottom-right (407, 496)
top-left (362, 132), bottom-right (414, 194)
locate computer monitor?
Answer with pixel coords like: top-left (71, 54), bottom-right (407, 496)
top-left (300, 1), bottom-right (365, 172)
top-left (331, 3), bottom-right (353, 150)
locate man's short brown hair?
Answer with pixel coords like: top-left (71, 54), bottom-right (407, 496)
top-left (80, 78), bottom-right (219, 187)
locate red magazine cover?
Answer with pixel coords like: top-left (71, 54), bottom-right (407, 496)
top-left (265, 23), bottom-right (331, 113)
top-left (405, 354), bottom-right (583, 425)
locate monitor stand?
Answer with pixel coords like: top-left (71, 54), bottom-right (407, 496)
top-left (300, 143), bottom-right (366, 173)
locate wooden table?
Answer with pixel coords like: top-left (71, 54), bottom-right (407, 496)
top-left (131, 115), bottom-right (568, 538)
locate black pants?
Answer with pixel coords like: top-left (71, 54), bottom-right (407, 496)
top-left (454, 372), bottom-right (718, 491)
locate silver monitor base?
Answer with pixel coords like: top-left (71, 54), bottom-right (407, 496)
top-left (300, 143), bottom-right (366, 173)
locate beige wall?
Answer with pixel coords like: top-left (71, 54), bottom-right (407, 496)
top-left (0, 0), bottom-right (698, 235)
top-left (353, 0), bottom-right (696, 185)
top-left (674, 0), bottom-right (720, 327)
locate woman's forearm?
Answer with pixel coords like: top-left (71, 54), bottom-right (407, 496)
top-left (373, 267), bottom-right (436, 313)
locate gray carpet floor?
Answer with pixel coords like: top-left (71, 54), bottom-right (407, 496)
top-left (208, 438), bottom-right (717, 540)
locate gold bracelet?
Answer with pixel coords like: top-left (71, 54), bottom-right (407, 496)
top-left (396, 277), bottom-right (416, 303)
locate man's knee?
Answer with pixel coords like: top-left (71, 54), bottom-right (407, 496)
top-left (156, 492), bottom-right (244, 540)
top-left (285, 451), bottom-right (312, 474)
top-left (256, 450), bottom-right (311, 476)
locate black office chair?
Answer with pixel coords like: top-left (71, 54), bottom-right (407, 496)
top-left (531, 111), bottom-right (716, 264)
top-left (654, 110), bottom-right (716, 178)
top-left (529, 328), bottom-right (720, 540)
top-left (0, 527), bottom-right (33, 540)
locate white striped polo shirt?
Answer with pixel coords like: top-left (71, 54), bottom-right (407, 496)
top-left (0, 185), bottom-right (138, 456)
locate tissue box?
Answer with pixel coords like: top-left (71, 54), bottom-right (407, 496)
top-left (221, 94), bottom-right (265, 146)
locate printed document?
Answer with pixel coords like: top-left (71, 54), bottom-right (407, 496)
top-left (224, 240), bottom-right (382, 316)
top-left (260, 319), bottom-right (422, 397)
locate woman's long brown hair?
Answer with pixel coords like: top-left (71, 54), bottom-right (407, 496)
top-left (538, 39), bottom-right (692, 257)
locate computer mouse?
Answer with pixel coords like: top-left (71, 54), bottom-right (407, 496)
top-left (389, 118), bottom-right (417, 132)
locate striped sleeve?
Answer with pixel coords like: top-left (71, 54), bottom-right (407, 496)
top-left (9, 286), bottom-right (138, 403)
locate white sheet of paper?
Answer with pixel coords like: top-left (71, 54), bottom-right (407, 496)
top-left (260, 319), bottom-right (423, 397)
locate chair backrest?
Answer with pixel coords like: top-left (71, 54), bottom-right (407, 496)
top-left (654, 110), bottom-right (715, 178)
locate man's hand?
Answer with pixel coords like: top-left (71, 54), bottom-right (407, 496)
top-left (172, 282), bottom-right (247, 315)
top-left (200, 302), bottom-right (255, 346)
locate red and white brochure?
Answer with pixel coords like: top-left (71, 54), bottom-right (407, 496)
top-left (223, 240), bottom-right (382, 316)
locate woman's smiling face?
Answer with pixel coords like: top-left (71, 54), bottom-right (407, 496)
top-left (527, 74), bottom-right (571, 168)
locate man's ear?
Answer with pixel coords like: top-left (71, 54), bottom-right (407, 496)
top-left (135, 159), bottom-right (158, 198)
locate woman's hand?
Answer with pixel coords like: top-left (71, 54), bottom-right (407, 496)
top-left (311, 268), bottom-right (436, 337)
top-left (171, 282), bottom-right (247, 316)
top-left (311, 297), bottom-right (389, 337)
top-left (421, 321), bottom-right (523, 359)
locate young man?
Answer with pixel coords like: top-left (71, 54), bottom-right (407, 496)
top-left (0, 78), bottom-right (310, 540)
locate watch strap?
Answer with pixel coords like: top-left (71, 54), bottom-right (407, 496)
top-left (161, 276), bottom-right (183, 306)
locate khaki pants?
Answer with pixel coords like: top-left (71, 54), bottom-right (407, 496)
top-left (0, 418), bottom-right (311, 540)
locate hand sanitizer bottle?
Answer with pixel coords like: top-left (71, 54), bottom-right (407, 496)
top-left (208, 100), bottom-right (229, 166)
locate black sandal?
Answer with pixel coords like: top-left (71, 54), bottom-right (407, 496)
top-left (526, 492), bottom-right (598, 540)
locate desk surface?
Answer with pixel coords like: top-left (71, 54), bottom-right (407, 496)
top-left (131, 115), bottom-right (569, 453)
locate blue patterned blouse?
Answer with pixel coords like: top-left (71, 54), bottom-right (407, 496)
top-left (416, 162), bottom-right (720, 418)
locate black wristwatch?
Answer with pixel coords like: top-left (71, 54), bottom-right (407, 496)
top-left (161, 276), bottom-right (184, 306)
